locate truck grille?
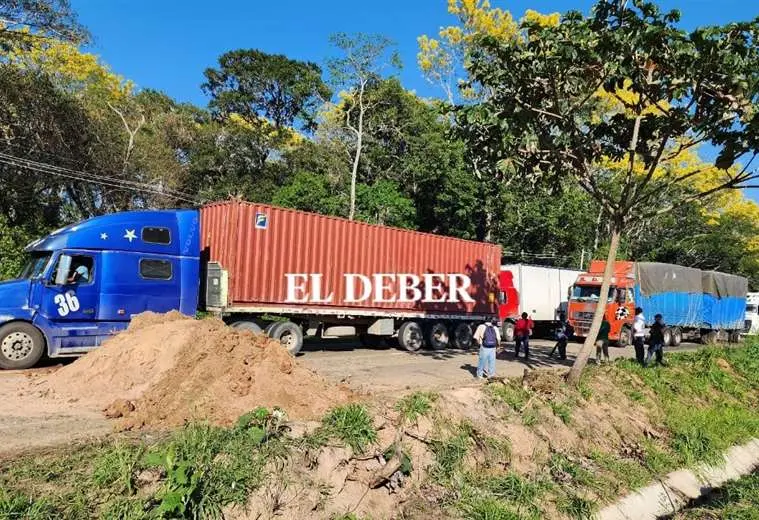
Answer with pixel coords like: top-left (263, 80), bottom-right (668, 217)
top-left (571, 320), bottom-right (592, 337)
top-left (574, 311), bottom-right (595, 321)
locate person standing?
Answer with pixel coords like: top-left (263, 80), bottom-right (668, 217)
top-left (551, 312), bottom-right (570, 360)
top-left (632, 307), bottom-right (646, 366)
top-left (514, 312), bottom-right (534, 359)
top-left (474, 317), bottom-right (501, 379)
top-left (596, 316), bottom-right (611, 364)
top-left (646, 314), bottom-right (666, 367)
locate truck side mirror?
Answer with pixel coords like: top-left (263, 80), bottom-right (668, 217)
top-left (54, 254), bottom-right (72, 286)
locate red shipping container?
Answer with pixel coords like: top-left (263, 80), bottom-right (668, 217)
top-left (201, 201), bottom-right (500, 318)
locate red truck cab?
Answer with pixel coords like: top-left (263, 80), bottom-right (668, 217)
top-left (497, 269), bottom-right (520, 341)
top-left (567, 261), bottom-right (636, 346)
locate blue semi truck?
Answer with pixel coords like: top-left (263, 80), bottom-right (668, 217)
top-left (0, 210), bottom-right (201, 369)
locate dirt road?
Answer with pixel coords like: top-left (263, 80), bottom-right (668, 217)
top-left (300, 338), bottom-right (705, 393)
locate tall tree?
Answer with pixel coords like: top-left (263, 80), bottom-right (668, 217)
top-left (456, 0), bottom-right (759, 383)
top-left (326, 33), bottom-right (400, 220)
top-left (202, 49), bottom-right (331, 131)
top-left (0, 0), bottom-right (87, 44)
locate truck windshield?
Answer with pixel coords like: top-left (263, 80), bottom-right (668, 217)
top-left (571, 285), bottom-right (615, 302)
top-left (748, 305), bottom-right (758, 314)
top-left (18, 252), bottom-right (52, 280)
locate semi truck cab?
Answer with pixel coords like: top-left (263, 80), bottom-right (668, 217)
top-left (567, 261), bottom-right (636, 346)
top-left (0, 209), bottom-right (200, 369)
top-left (746, 292), bottom-right (759, 335)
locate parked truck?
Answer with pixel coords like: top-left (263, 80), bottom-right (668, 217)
top-left (567, 260), bottom-right (748, 346)
top-left (0, 201), bottom-right (504, 369)
top-left (746, 292), bottom-right (759, 335)
top-left (498, 264), bottom-right (582, 341)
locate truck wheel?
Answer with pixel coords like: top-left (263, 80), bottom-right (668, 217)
top-left (268, 321), bottom-right (303, 355)
top-left (701, 330), bottom-right (719, 345)
top-left (427, 322), bottom-right (449, 350)
top-left (617, 326), bottom-right (631, 347)
top-left (501, 321), bottom-right (515, 343)
top-left (670, 327), bottom-right (683, 347)
top-left (662, 328), bottom-right (672, 348)
top-left (398, 321), bottom-right (424, 352)
top-left (231, 320), bottom-right (263, 334)
top-left (452, 322), bottom-right (474, 350)
top-left (728, 331), bottom-right (742, 344)
top-left (0, 322), bottom-right (46, 370)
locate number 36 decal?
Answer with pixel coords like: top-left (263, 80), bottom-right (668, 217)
top-left (54, 290), bottom-right (80, 317)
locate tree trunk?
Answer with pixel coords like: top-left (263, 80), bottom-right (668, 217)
top-left (349, 129), bottom-right (361, 220)
top-left (566, 224), bottom-right (621, 386)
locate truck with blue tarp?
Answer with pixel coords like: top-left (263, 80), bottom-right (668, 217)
top-left (567, 260), bottom-right (748, 346)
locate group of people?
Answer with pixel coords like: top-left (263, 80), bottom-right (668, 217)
top-left (473, 307), bottom-right (667, 379)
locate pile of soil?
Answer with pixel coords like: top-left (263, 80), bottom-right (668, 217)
top-left (45, 312), bottom-right (353, 429)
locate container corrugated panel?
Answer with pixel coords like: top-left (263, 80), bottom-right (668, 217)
top-left (201, 201), bottom-right (500, 316)
top-left (702, 294), bottom-right (746, 330)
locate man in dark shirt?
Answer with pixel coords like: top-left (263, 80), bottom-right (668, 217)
top-left (646, 314), bottom-right (666, 367)
top-left (595, 317), bottom-right (611, 364)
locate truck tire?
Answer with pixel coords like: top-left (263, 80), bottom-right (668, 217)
top-left (670, 327), bottom-right (683, 347)
top-left (452, 322), bottom-right (474, 350)
top-left (231, 320), bottom-right (263, 334)
top-left (427, 321), bottom-right (449, 350)
top-left (398, 321), bottom-right (424, 352)
top-left (0, 322), bottom-right (46, 370)
top-left (617, 325), bottom-right (631, 347)
top-left (728, 330), bottom-right (742, 344)
top-left (662, 328), bottom-right (672, 348)
top-left (268, 321), bottom-right (304, 355)
top-left (701, 330), bottom-right (719, 345)
top-left (501, 321), bottom-right (515, 343)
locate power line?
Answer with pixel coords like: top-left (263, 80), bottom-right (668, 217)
top-left (0, 151), bottom-right (200, 204)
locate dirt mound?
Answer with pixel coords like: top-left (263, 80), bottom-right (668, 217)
top-left (45, 313), bottom-right (353, 428)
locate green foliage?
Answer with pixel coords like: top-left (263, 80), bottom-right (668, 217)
top-left (203, 49), bottom-right (331, 130)
top-left (430, 422), bottom-right (472, 481)
top-left (458, 496), bottom-right (521, 520)
top-left (487, 382), bottom-right (531, 412)
top-left (394, 391), bottom-right (437, 424)
top-left (521, 406), bottom-right (539, 427)
top-left (272, 171), bottom-right (346, 216)
top-left (675, 471), bottom-right (759, 519)
top-left (549, 402), bottom-right (573, 425)
top-left (321, 404), bottom-right (377, 453)
top-left (0, 489), bottom-right (58, 520)
top-left (91, 443), bottom-right (141, 494)
top-left (556, 492), bottom-right (597, 520)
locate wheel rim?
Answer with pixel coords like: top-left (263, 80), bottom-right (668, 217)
top-left (1, 332), bottom-right (34, 361)
top-left (455, 326), bottom-right (471, 347)
top-left (279, 330), bottom-right (297, 350)
top-left (405, 327), bottom-right (423, 350)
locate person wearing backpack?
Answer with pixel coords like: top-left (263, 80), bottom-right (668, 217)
top-left (646, 314), bottom-right (667, 367)
top-left (474, 317), bottom-right (502, 379)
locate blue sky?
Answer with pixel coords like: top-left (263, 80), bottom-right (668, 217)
top-left (71, 0), bottom-right (759, 201)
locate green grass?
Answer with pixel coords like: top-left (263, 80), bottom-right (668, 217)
top-left (320, 404), bottom-right (377, 453)
top-left (0, 408), bottom-right (288, 520)
top-left (589, 450), bottom-right (652, 493)
top-left (430, 422), bottom-right (472, 481)
top-left (674, 471), bottom-right (759, 519)
top-left (521, 406), bottom-right (539, 427)
top-left (549, 402), bottom-right (573, 425)
top-left (487, 382), bottom-right (531, 412)
top-left (394, 391), bottom-right (437, 424)
top-left (458, 496), bottom-right (522, 520)
top-left (556, 492), bottom-right (597, 520)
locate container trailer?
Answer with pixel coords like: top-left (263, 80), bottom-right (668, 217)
top-left (567, 260), bottom-right (748, 346)
top-left (0, 201), bottom-right (503, 369)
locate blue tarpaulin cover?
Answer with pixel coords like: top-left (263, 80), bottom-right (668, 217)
top-left (633, 263), bottom-right (747, 330)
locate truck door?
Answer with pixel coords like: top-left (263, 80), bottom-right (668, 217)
top-left (38, 250), bottom-right (102, 348)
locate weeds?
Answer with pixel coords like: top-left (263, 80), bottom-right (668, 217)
top-left (488, 382), bottom-right (531, 411)
top-left (395, 391), bottom-right (437, 424)
top-left (321, 404), bottom-right (377, 453)
top-left (521, 406), bottom-right (539, 427)
top-left (557, 492), bottom-right (597, 520)
top-left (458, 496), bottom-right (521, 520)
top-left (549, 402), bottom-right (572, 425)
top-left (431, 422), bottom-right (472, 481)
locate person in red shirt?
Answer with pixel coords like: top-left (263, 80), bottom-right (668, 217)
top-left (514, 312), bottom-right (534, 359)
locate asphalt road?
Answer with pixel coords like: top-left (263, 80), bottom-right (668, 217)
top-left (299, 337), bottom-right (705, 393)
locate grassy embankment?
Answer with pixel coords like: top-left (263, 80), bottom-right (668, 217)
top-left (2, 338), bottom-right (759, 520)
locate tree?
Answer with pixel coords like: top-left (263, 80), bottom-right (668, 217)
top-left (0, 0), bottom-right (87, 45)
top-left (326, 32), bottom-right (400, 220)
top-left (456, 0), bottom-right (759, 384)
top-left (202, 49), bottom-right (331, 131)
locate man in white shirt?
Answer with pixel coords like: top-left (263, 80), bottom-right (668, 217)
top-left (473, 317), bottom-right (501, 379)
top-left (632, 306), bottom-right (646, 366)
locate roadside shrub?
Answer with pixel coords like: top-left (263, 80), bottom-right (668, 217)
top-left (321, 404), bottom-right (377, 453)
top-left (394, 391), bottom-right (437, 424)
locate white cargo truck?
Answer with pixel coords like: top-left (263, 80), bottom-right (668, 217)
top-left (501, 264), bottom-right (583, 338)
